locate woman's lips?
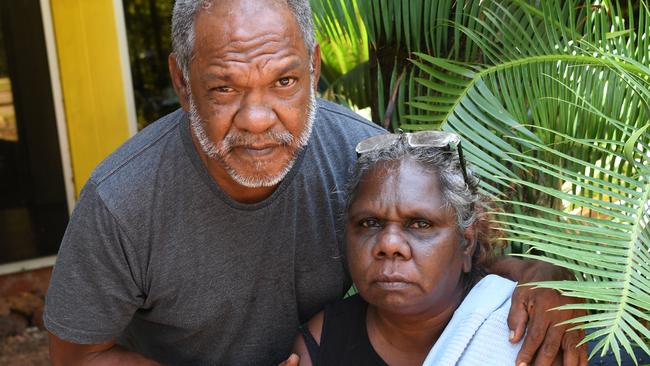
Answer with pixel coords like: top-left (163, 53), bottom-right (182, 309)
top-left (374, 281), bottom-right (412, 290)
top-left (373, 274), bottom-right (412, 289)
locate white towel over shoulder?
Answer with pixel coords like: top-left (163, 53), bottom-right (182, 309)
top-left (422, 275), bottom-right (522, 366)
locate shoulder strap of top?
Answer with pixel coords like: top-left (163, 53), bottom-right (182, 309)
top-left (299, 324), bottom-right (321, 366)
top-left (319, 295), bottom-right (388, 365)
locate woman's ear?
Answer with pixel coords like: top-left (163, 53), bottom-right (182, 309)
top-left (461, 226), bottom-right (477, 273)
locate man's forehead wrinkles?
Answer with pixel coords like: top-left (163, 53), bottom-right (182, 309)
top-left (220, 41), bottom-right (291, 62)
top-left (221, 49), bottom-right (286, 63)
top-left (217, 33), bottom-right (284, 53)
top-left (212, 45), bottom-right (298, 67)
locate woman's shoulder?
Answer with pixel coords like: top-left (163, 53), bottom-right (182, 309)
top-left (302, 294), bottom-right (367, 345)
top-left (422, 275), bottom-right (521, 366)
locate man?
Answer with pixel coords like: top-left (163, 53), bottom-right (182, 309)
top-left (45, 0), bottom-right (587, 365)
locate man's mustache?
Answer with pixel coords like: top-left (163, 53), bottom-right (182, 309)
top-left (221, 130), bottom-right (297, 150)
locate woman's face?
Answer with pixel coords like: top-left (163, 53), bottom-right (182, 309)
top-left (346, 158), bottom-right (476, 316)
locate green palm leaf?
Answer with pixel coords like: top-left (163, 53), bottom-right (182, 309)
top-left (499, 127), bottom-right (650, 362)
top-left (408, 0), bottom-right (650, 362)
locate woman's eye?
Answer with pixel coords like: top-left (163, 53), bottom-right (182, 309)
top-left (408, 220), bottom-right (431, 229)
top-left (276, 77), bottom-right (296, 88)
top-left (360, 218), bottom-right (381, 228)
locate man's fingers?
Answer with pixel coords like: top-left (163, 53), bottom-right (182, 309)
top-left (560, 328), bottom-right (585, 366)
top-left (562, 344), bottom-right (579, 366)
top-left (515, 319), bottom-right (547, 366)
top-left (508, 288), bottom-right (530, 343)
top-left (279, 354), bottom-right (300, 366)
top-left (531, 324), bottom-right (564, 366)
top-left (578, 343), bottom-right (588, 366)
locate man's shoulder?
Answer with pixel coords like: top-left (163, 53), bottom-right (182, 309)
top-left (316, 99), bottom-right (384, 135)
top-left (310, 99), bottom-right (384, 157)
top-left (89, 109), bottom-right (186, 187)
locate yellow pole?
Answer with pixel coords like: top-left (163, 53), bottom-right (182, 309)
top-left (50, 0), bottom-right (132, 196)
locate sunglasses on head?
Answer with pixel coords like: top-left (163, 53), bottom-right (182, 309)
top-left (355, 130), bottom-right (470, 185)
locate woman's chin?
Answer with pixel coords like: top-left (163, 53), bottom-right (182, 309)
top-left (363, 288), bottom-right (425, 314)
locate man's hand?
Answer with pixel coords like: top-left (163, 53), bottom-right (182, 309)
top-left (279, 353), bottom-right (300, 366)
top-left (509, 284), bottom-right (588, 366)
top-left (489, 257), bottom-right (588, 366)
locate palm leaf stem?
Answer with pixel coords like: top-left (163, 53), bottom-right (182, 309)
top-left (600, 172), bottom-right (650, 356)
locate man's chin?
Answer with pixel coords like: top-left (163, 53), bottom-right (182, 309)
top-left (226, 171), bottom-right (286, 188)
top-left (223, 160), bottom-right (293, 188)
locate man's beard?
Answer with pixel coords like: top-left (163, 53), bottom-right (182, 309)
top-left (188, 80), bottom-right (317, 188)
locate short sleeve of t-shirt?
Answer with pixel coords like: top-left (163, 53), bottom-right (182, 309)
top-left (44, 180), bottom-right (145, 344)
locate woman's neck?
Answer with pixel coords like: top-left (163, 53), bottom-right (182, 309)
top-left (366, 288), bottom-right (464, 366)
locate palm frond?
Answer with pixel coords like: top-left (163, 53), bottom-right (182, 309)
top-left (498, 127), bottom-right (650, 361)
top-left (408, 0), bottom-right (650, 362)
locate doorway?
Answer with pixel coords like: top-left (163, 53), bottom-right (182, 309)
top-left (0, 0), bottom-right (68, 265)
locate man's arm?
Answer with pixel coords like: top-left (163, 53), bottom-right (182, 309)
top-left (48, 332), bottom-right (162, 366)
top-left (45, 182), bottom-right (152, 365)
top-left (488, 256), bottom-right (573, 282)
top-left (488, 257), bottom-right (588, 366)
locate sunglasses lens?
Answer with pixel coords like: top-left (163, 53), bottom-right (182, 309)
top-left (408, 131), bottom-right (460, 147)
top-left (356, 130), bottom-right (470, 188)
top-left (355, 134), bottom-right (399, 154)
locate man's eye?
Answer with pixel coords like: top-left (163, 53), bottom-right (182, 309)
top-left (408, 220), bottom-right (431, 229)
top-left (214, 86), bottom-right (235, 93)
top-left (276, 77), bottom-right (296, 88)
top-left (360, 218), bottom-right (381, 228)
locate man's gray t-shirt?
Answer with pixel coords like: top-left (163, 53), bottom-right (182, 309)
top-left (44, 99), bottom-right (383, 365)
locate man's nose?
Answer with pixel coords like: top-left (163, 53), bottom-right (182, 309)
top-left (233, 93), bottom-right (279, 134)
top-left (372, 225), bottom-right (412, 260)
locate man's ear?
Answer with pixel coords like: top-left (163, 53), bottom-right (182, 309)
top-left (311, 43), bottom-right (321, 92)
top-left (462, 226), bottom-right (477, 273)
top-left (169, 53), bottom-right (190, 111)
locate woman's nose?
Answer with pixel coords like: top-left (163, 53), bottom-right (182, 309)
top-left (372, 225), bottom-right (412, 260)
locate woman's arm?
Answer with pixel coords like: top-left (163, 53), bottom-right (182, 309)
top-left (280, 311), bottom-right (325, 366)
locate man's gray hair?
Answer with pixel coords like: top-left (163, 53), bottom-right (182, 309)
top-left (171, 0), bottom-right (316, 80)
top-left (345, 139), bottom-right (482, 234)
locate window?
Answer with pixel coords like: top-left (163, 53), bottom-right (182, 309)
top-left (0, 0), bottom-right (68, 265)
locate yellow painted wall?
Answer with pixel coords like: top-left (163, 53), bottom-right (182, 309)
top-left (50, 0), bottom-right (131, 196)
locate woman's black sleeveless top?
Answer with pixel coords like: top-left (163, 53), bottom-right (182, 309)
top-left (299, 294), bottom-right (389, 366)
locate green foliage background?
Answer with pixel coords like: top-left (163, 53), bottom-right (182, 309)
top-left (123, 0), bottom-right (175, 130)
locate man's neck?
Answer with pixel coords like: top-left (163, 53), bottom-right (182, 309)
top-left (204, 157), bottom-right (278, 203)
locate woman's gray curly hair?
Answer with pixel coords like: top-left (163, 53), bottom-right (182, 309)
top-left (171, 0), bottom-right (316, 81)
top-left (345, 139), bottom-right (481, 234)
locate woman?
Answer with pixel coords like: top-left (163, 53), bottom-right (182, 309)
top-left (291, 131), bottom-right (522, 366)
